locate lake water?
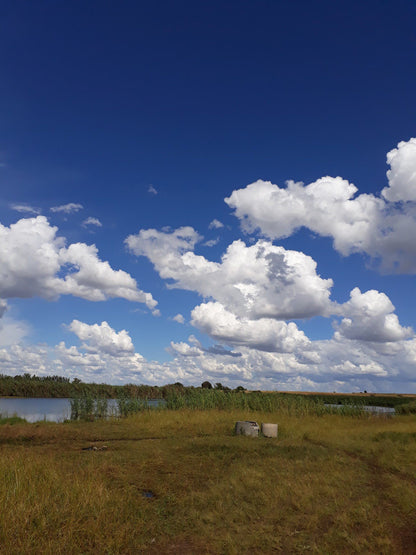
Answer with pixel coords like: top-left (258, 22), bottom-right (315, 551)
top-left (325, 403), bottom-right (395, 414)
top-left (0, 397), bottom-right (164, 423)
top-left (0, 398), bottom-right (72, 422)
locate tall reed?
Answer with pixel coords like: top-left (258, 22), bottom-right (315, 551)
top-left (164, 389), bottom-right (366, 416)
top-left (70, 395), bottom-right (109, 421)
top-left (116, 396), bottom-right (149, 417)
top-left (69, 390), bottom-right (371, 420)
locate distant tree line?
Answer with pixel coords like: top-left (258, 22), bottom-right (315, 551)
top-left (0, 373), bottom-right (174, 398)
top-left (0, 374), bottom-right (248, 399)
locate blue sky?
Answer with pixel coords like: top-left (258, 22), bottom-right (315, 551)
top-left (1, 0), bottom-right (416, 391)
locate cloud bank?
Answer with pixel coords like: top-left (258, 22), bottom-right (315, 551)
top-left (1, 318), bottom-right (416, 392)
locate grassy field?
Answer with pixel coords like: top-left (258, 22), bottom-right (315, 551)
top-left (1, 409), bottom-right (416, 554)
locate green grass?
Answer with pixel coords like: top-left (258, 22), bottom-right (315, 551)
top-left (1, 409), bottom-right (416, 553)
top-left (0, 413), bottom-right (27, 425)
top-left (395, 400), bottom-right (416, 414)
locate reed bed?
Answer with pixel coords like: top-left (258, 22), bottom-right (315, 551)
top-left (69, 395), bottom-right (157, 421)
top-left (69, 396), bottom-right (110, 421)
top-left (68, 390), bottom-right (373, 421)
top-left (395, 400), bottom-right (416, 414)
top-left (146, 389), bottom-right (367, 417)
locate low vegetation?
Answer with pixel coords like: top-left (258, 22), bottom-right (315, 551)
top-left (1, 406), bottom-right (416, 553)
top-left (67, 389), bottom-right (402, 421)
top-left (163, 389), bottom-right (370, 415)
top-left (395, 400), bottom-right (416, 414)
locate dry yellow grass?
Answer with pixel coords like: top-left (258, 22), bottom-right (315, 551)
top-left (1, 410), bottom-right (416, 554)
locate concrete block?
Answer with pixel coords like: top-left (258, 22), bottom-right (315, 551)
top-left (235, 421), bottom-right (259, 437)
top-left (261, 423), bottom-right (278, 438)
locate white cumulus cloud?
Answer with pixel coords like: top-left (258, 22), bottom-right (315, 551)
top-left (336, 287), bottom-right (412, 342)
top-left (191, 301), bottom-right (310, 353)
top-left (382, 138), bottom-right (416, 202)
top-left (225, 138), bottom-right (416, 273)
top-left (225, 177), bottom-right (383, 256)
top-left (209, 219), bottom-right (224, 229)
top-left (126, 226), bottom-right (336, 352)
top-left (82, 217), bottom-right (102, 228)
top-left (173, 313), bottom-right (185, 324)
top-left (168, 341), bottom-right (203, 357)
top-left (68, 320), bottom-right (135, 356)
top-left (126, 229), bottom-right (333, 321)
top-left (0, 216), bottom-right (157, 309)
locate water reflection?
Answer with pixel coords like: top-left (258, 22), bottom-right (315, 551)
top-left (0, 398), bottom-right (71, 423)
top-left (325, 403), bottom-right (395, 414)
top-left (0, 397), bottom-right (164, 423)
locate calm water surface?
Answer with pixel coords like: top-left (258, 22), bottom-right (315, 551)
top-left (0, 398), bottom-right (72, 422)
top-left (325, 403), bottom-right (395, 414)
top-left (0, 398), bottom-right (163, 423)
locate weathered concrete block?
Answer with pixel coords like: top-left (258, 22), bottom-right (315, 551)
top-left (261, 423), bottom-right (278, 438)
top-left (235, 421), bottom-right (259, 437)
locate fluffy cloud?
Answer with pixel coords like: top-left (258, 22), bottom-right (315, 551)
top-left (57, 242), bottom-right (156, 304)
top-left (51, 320), bottom-right (149, 382)
top-left (382, 138), bottom-right (416, 202)
top-left (0, 216), bottom-right (157, 308)
top-left (126, 226), bottom-right (202, 270)
top-left (127, 226), bottom-right (338, 353)
top-left (68, 320), bottom-right (135, 356)
top-left (225, 138), bottom-right (416, 272)
top-left (336, 287), bottom-right (413, 342)
top-left (126, 226), bottom-right (216, 293)
top-left (191, 301), bottom-right (310, 353)
top-left (225, 177), bottom-right (383, 256)
top-left (82, 217), bottom-right (102, 228)
top-left (172, 313), bottom-right (185, 324)
top-left (209, 219), bottom-right (224, 229)
top-left (126, 229), bottom-right (333, 321)
top-left (50, 203), bottom-right (83, 214)
top-left (168, 341), bottom-right (203, 357)
top-left (126, 221), bottom-right (410, 380)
